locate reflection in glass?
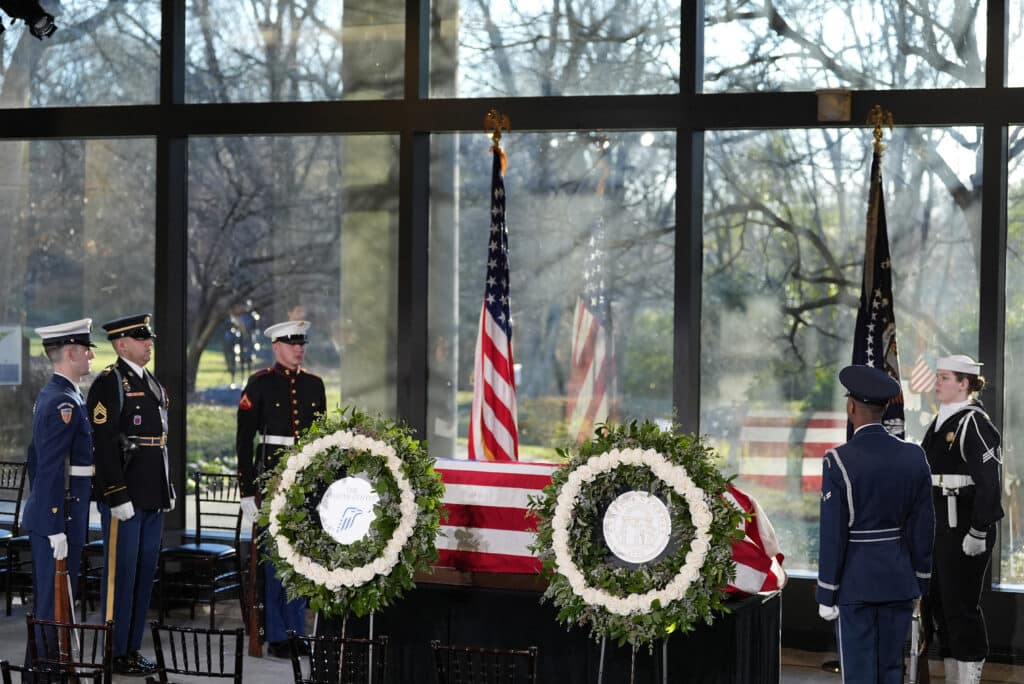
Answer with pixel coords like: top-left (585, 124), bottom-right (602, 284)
top-left (0, 138), bottom-right (156, 460)
top-left (999, 126), bottom-right (1024, 586)
top-left (186, 134), bottom-right (399, 472)
top-left (186, 0), bottom-right (404, 103)
top-left (704, 1), bottom-right (986, 92)
top-left (701, 127), bottom-right (981, 572)
top-left (428, 131), bottom-right (675, 461)
top-left (430, 1), bottom-right (680, 98)
top-left (0, 1), bottom-right (161, 108)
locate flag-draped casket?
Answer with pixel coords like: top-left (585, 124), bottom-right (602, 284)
top-left (433, 458), bottom-right (787, 595)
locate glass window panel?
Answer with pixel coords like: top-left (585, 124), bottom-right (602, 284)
top-left (430, 1), bottom-right (681, 98)
top-left (701, 127), bottom-right (981, 573)
top-left (1009, 2), bottom-right (1024, 86)
top-left (186, 134), bottom-right (399, 479)
top-left (428, 131), bottom-right (675, 461)
top-left (1000, 125), bottom-right (1024, 587)
top-left (704, 1), bottom-right (986, 92)
top-left (0, 1), bottom-right (161, 108)
top-left (185, 1), bottom-right (404, 103)
top-left (0, 137), bottom-right (155, 481)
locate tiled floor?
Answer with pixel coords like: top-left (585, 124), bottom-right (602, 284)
top-left (1, 599), bottom-right (1021, 682)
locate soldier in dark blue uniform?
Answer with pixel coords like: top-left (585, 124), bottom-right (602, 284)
top-left (817, 365), bottom-right (935, 684)
top-left (236, 320), bottom-right (326, 658)
top-left (86, 314), bottom-right (173, 676)
top-left (24, 319), bottom-right (96, 622)
top-left (922, 354), bottom-right (1002, 684)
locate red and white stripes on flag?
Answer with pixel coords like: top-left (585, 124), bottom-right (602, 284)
top-left (566, 220), bottom-right (616, 443)
top-left (432, 458), bottom-right (787, 596)
top-left (468, 147), bottom-right (519, 461)
top-left (909, 353), bottom-right (936, 394)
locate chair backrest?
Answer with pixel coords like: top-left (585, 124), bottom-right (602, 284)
top-left (431, 641), bottom-right (539, 684)
top-left (288, 631), bottom-right (389, 684)
top-left (25, 614), bottom-right (113, 684)
top-left (148, 621), bottom-right (244, 684)
top-left (193, 470), bottom-right (242, 544)
top-left (1, 659), bottom-right (102, 684)
top-left (0, 460), bottom-right (27, 535)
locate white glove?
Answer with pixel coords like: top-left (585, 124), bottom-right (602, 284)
top-left (48, 533), bottom-right (68, 560)
top-left (240, 497), bottom-right (259, 522)
top-left (110, 502), bottom-right (136, 521)
top-left (962, 531), bottom-right (987, 556)
top-left (818, 604), bottom-right (839, 621)
top-left (163, 498), bottom-right (176, 513)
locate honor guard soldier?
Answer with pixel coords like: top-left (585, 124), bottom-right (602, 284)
top-left (922, 354), bottom-right (1002, 684)
top-left (237, 320), bottom-right (326, 657)
top-left (87, 314), bottom-right (173, 676)
top-left (24, 319), bottom-right (97, 621)
top-left (817, 365), bottom-right (935, 684)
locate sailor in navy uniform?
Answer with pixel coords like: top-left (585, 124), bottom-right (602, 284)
top-left (922, 354), bottom-right (1002, 684)
top-left (23, 319), bottom-right (96, 622)
top-left (817, 365), bottom-right (935, 684)
top-left (236, 320), bottom-right (326, 657)
top-left (86, 314), bottom-right (173, 676)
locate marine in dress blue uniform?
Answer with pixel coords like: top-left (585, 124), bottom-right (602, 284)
top-left (236, 320), bottom-right (326, 657)
top-left (817, 365), bottom-right (935, 684)
top-left (23, 319), bottom-right (97, 623)
top-left (921, 355), bottom-right (1002, 684)
top-left (86, 314), bottom-right (173, 676)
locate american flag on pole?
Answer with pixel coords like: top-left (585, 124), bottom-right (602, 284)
top-left (850, 138), bottom-right (904, 438)
top-left (566, 218), bottom-right (617, 443)
top-left (468, 145), bottom-right (519, 461)
top-left (909, 352), bottom-right (936, 394)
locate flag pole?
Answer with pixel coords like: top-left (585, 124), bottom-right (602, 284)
top-left (863, 105), bottom-right (893, 297)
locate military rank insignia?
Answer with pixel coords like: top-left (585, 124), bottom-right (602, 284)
top-left (93, 402), bottom-right (108, 425)
top-left (58, 402), bottom-right (74, 424)
top-left (239, 393), bottom-right (252, 410)
top-left (945, 432), bottom-right (956, 444)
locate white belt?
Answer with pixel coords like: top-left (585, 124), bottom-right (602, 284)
top-left (257, 434), bottom-right (295, 446)
top-left (932, 474), bottom-right (974, 487)
top-left (69, 465), bottom-right (94, 477)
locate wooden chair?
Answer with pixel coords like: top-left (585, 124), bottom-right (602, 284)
top-left (159, 470), bottom-right (244, 628)
top-left (1, 659), bottom-right (103, 683)
top-left (431, 641), bottom-right (539, 684)
top-left (25, 613), bottom-right (113, 684)
top-left (288, 631), bottom-right (389, 684)
top-left (0, 460), bottom-right (29, 615)
top-left (145, 621), bottom-right (244, 684)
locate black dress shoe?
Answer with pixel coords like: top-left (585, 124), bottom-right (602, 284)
top-left (129, 651), bottom-right (158, 674)
top-left (267, 640), bottom-right (291, 658)
top-left (113, 654), bottom-right (149, 676)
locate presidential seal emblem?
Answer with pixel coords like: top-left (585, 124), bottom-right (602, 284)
top-left (318, 476), bottom-right (380, 545)
top-left (602, 490), bottom-right (672, 564)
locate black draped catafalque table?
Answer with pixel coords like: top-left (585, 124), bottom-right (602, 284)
top-left (317, 574), bottom-right (781, 683)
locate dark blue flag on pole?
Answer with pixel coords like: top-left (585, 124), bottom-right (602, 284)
top-left (850, 141), bottom-right (905, 439)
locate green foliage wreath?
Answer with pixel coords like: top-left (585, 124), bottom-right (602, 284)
top-left (530, 421), bottom-right (743, 647)
top-left (259, 408), bottom-right (445, 617)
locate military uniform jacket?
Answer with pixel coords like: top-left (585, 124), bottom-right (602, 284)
top-left (236, 363), bottom-right (326, 498)
top-left (921, 400), bottom-right (1003, 533)
top-left (23, 374), bottom-right (93, 542)
top-left (87, 358), bottom-right (173, 511)
top-left (817, 424), bottom-right (935, 606)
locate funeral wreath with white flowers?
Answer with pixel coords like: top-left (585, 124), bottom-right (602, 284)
top-left (530, 421), bottom-right (743, 647)
top-left (260, 408), bottom-right (445, 617)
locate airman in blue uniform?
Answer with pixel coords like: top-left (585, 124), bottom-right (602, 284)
top-left (817, 364), bottom-right (935, 684)
top-left (23, 319), bottom-right (97, 621)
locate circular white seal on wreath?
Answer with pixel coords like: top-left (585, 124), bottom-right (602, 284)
top-left (602, 491), bottom-right (672, 564)
top-left (318, 476), bottom-right (380, 545)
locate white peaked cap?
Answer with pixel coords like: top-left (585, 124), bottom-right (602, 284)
top-left (264, 320), bottom-right (311, 341)
top-left (34, 318), bottom-right (96, 347)
top-left (937, 354), bottom-right (983, 375)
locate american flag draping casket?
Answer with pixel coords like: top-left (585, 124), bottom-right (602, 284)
top-left (432, 458), bottom-right (787, 595)
top-left (736, 410), bottom-right (847, 492)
